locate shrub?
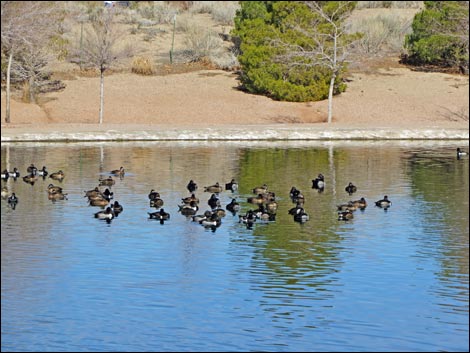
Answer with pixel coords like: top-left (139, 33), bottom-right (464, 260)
top-left (189, 1), bottom-right (240, 25)
top-left (131, 56), bottom-right (155, 75)
top-left (189, 1), bottom-right (215, 14)
top-left (349, 14), bottom-right (412, 55)
top-left (404, 1), bottom-right (469, 72)
top-left (210, 2), bottom-right (240, 25)
top-left (210, 51), bottom-right (239, 70)
top-left (182, 25), bottom-right (225, 62)
top-left (356, 1), bottom-right (422, 9)
top-left (232, 1), bottom-right (349, 102)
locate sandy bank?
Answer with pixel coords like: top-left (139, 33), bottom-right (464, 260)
top-left (1, 63), bottom-right (469, 141)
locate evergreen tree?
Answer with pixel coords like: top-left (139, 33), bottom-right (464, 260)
top-left (232, 1), bottom-right (354, 103)
top-left (404, 1), bottom-right (469, 73)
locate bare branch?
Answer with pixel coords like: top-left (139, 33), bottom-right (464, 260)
top-left (272, 1), bottom-right (358, 123)
top-left (66, 7), bottom-right (134, 124)
top-left (71, 7), bottom-right (131, 73)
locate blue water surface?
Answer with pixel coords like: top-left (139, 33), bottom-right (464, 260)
top-left (1, 140), bottom-right (468, 352)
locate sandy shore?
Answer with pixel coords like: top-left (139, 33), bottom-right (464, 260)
top-left (1, 63), bottom-right (469, 141)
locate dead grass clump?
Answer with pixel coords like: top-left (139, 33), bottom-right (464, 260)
top-left (182, 25), bottom-right (225, 62)
top-left (131, 56), bottom-right (155, 75)
top-left (349, 14), bottom-right (412, 55)
top-left (356, 1), bottom-right (422, 9)
top-left (137, 2), bottom-right (180, 25)
top-left (210, 2), bottom-right (239, 26)
top-left (189, 1), bottom-right (240, 25)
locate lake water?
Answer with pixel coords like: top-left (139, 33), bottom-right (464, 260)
top-left (1, 140), bottom-right (469, 352)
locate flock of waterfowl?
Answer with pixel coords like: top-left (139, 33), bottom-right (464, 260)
top-left (1, 148), bottom-right (467, 231)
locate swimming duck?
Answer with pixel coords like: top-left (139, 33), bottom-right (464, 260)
top-left (288, 202), bottom-right (304, 215)
top-left (111, 166), bottom-right (125, 176)
top-left (47, 184), bottom-right (63, 194)
top-left (265, 200), bottom-right (278, 213)
top-left (22, 174), bottom-right (38, 184)
top-left (212, 208), bottom-right (226, 218)
top-left (27, 164), bottom-right (37, 175)
top-left (148, 189), bottom-right (161, 200)
top-left (247, 194), bottom-right (265, 205)
top-left (252, 184), bottom-right (268, 194)
top-left (102, 188), bottom-right (114, 199)
top-left (192, 210), bottom-right (213, 222)
top-left (99, 176), bottom-right (115, 186)
top-left (345, 182), bottom-right (357, 195)
top-left (239, 210), bottom-right (256, 228)
top-left (375, 195), bottom-right (392, 208)
top-left (255, 205), bottom-right (276, 222)
top-left (95, 207), bottom-right (115, 220)
top-left (290, 186), bottom-right (300, 198)
top-left (89, 198), bottom-right (110, 207)
top-left (352, 197), bottom-right (367, 209)
top-left (1, 186), bottom-right (9, 199)
top-left (37, 166), bottom-right (48, 177)
top-left (290, 187), bottom-right (305, 203)
top-left (148, 208), bottom-right (170, 224)
top-left (312, 174), bottom-right (325, 191)
top-left (178, 201), bottom-right (199, 216)
top-left (226, 198), bottom-right (240, 213)
top-left (84, 187), bottom-right (101, 198)
top-left (204, 182), bottom-right (223, 193)
top-left (49, 170), bottom-right (65, 181)
top-left (457, 147), bottom-right (468, 159)
top-left (48, 192), bottom-right (68, 201)
top-left (187, 180), bottom-right (198, 193)
top-left (337, 201), bottom-right (357, 212)
top-left (9, 168), bottom-right (20, 178)
top-left (150, 198), bottom-right (164, 208)
top-left (293, 207), bottom-right (309, 223)
top-left (208, 193), bottom-right (221, 209)
top-left (225, 179), bottom-right (238, 192)
top-left (200, 213), bottom-right (222, 228)
top-left (87, 193), bottom-right (106, 202)
top-left (182, 193), bottom-right (199, 205)
top-left (8, 192), bottom-right (18, 205)
top-left (338, 210), bottom-right (354, 221)
top-left (87, 188), bottom-right (113, 202)
top-left (1, 170), bottom-right (9, 180)
top-left (111, 201), bottom-right (124, 214)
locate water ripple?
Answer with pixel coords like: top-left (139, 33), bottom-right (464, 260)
top-left (2, 141), bottom-right (468, 352)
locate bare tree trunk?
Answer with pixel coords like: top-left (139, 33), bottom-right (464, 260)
top-left (327, 73), bottom-right (335, 124)
top-left (99, 69), bottom-right (104, 124)
top-left (328, 31), bottom-right (338, 124)
top-left (79, 21), bottom-right (84, 71)
top-left (6, 52), bottom-right (13, 123)
top-left (29, 76), bottom-right (36, 104)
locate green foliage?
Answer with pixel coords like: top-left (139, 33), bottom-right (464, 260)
top-left (232, 1), bottom-right (350, 102)
top-left (405, 1), bottom-right (469, 71)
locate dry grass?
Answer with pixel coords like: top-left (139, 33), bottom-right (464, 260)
top-left (131, 56), bottom-right (155, 75)
top-left (346, 6), bottom-right (423, 75)
top-left (356, 1), bottom-right (423, 9)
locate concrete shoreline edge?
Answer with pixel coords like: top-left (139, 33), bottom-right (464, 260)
top-left (1, 125), bottom-right (469, 142)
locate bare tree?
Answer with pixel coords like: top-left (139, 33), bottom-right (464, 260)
top-left (276, 1), bottom-right (357, 124)
top-left (76, 7), bottom-right (132, 124)
top-left (1, 1), bottom-right (58, 123)
top-left (11, 33), bottom-right (54, 104)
